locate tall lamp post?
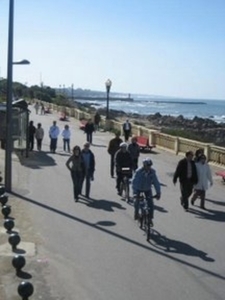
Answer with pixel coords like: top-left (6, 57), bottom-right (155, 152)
top-left (5, 0), bottom-right (30, 192)
top-left (105, 79), bottom-right (112, 119)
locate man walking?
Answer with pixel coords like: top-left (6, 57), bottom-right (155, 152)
top-left (123, 119), bottom-right (132, 142)
top-left (84, 119), bottom-right (95, 144)
top-left (173, 151), bottom-right (198, 211)
top-left (81, 142), bottom-right (95, 198)
top-left (49, 121), bottom-right (60, 153)
top-left (107, 131), bottom-right (123, 178)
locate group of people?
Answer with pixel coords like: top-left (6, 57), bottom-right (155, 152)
top-left (173, 149), bottom-right (213, 211)
top-left (28, 120), bottom-right (72, 153)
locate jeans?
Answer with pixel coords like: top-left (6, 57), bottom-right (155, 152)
top-left (134, 190), bottom-right (154, 219)
top-left (71, 170), bottom-right (83, 199)
top-left (29, 136), bottom-right (34, 151)
top-left (50, 138), bottom-right (58, 153)
top-left (63, 138), bottom-right (70, 152)
top-left (81, 171), bottom-right (92, 198)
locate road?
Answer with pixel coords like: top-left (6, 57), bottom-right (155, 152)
top-left (8, 105), bottom-right (225, 300)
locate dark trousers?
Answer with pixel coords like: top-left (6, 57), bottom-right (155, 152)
top-left (132, 158), bottom-right (138, 171)
top-left (124, 130), bottom-right (131, 142)
top-left (36, 139), bottom-right (43, 151)
top-left (110, 154), bottom-right (115, 177)
top-left (81, 171), bottom-right (92, 198)
top-left (29, 136), bottom-right (34, 151)
top-left (71, 171), bottom-right (83, 199)
top-left (86, 132), bottom-right (93, 144)
top-left (134, 190), bottom-right (154, 219)
top-left (191, 189), bottom-right (206, 207)
top-left (50, 138), bottom-right (57, 153)
top-left (63, 138), bottom-right (70, 152)
top-left (180, 179), bottom-right (194, 209)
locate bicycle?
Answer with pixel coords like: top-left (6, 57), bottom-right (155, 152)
top-left (119, 167), bottom-right (132, 203)
top-left (135, 193), bottom-right (157, 241)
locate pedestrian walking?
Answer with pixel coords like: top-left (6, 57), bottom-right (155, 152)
top-left (35, 123), bottom-right (44, 151)
top-left (128, 136), bottom-right (140, 171)
top-left (123, 119), bottom-right (132, 142)
top-left (28, 121), bottom-right (36, 151)
top-left (62, 124), bottom-right (71, 152)
top-left (94, 112), bottom-right (101, 131)
top-left (84, 119), bottom-right (95, 144)
top-left (34, 101), bottom-right (39, 114)
top-left (173, 151), bottom-right (198, 211)
top-left (40, 103), bottom-right (45, 115)
top-left (66, 146), bottom-right (85, 202)
top-left (191, 154), bottom-right (213, 209)
top-left (107, 131), bottom-right (123, 178)
top-left (81, 142), bottom-right (95, 198)
top-left (49, 121), bottom-right (60, 153)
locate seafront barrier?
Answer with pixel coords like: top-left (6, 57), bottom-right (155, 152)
top-left (31, 100), bottom-right (225, 167)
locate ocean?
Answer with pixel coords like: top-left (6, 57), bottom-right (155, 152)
top-left (76, 97), bottom-right (225, 123)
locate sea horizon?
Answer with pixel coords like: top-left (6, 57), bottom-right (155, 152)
top-left (75, 96), bottom-right (225, 123)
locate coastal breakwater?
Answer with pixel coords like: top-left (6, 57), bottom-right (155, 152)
top-left (31, 99), bottom-right (225, 167)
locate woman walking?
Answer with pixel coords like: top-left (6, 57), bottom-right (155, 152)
top-left (66, 146), bottom-right (85, 202)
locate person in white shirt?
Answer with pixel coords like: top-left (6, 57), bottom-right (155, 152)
top-left (35, 123), bottom-right (44, 151)
top-left (62, 124), bottom-right (71, 152)
top-left (191, 154), bottom-right (213, 209)
top-left (49, 121), bottom-right (60, 153)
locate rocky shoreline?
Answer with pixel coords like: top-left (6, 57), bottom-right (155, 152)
top-left (73, 101), bottom-right (225, 147)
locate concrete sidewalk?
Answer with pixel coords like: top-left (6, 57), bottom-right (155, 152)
top-left (0, 104), bottom-right (225, 299)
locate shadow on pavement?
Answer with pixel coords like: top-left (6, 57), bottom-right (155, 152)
top-left (189, 207), bottom-right (225, 222)
top-left (149, 230), bottom-right (214, 262)
top-left (205, 198), bottom-right (225, 207)
top-left (11, 191), bottom-right (225, 282)
top-left (78, 196), bottom-right (126, 212)
top-left (91, 143), bottom-right (107, 148)
top-left (17, 151), bottom-right (57, 169)
top-left (16, 270), bottom-right (32, 279)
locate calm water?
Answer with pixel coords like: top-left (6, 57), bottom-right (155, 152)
top-left (76, 97), bottom-right (225, 123)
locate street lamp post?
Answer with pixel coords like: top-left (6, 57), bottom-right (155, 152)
top-left (5, 0), bottom-right (30, 192)
top-left (105, 79), bottom-right (112, 119)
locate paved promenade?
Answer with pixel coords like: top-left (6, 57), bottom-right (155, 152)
top-left (0, 105), bottom-right (225, 300)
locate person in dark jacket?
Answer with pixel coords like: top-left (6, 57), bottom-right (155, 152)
top-left (28, 121), bottom-right (36, 151)
top-left (66, 145), bottom-right (85, 202)
top-left (94, 112), bottom-right (101, 131)
top-left (122, 119), bottom-right (132, 142)
top-left (84, 119), bottom-right (95, 144)
top-left (81, 142), bottom-right (95, 198)
top-left (107, 132), bottom-right (123, 178)
top-left (114, 142), bottom-right (133, 195)
top-left (128, 136), bottom-right (140, 171)
top-left (173, 151), bottom-right (198, 211)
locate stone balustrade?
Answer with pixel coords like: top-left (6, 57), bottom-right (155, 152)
top-left (30, 99), bottom-right (225, 167)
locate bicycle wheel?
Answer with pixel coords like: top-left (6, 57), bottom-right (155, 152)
top-left (145, 212), bottom-right (151, 241)
top-left (124, 178), bottom-right (130, 202)
top-left (138, 209), bottom-right (144, 229)
top-left (119, 181), bottom-right (124, 197)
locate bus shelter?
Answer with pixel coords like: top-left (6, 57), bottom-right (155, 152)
top-left (0, 99), bottom-right (30, 157)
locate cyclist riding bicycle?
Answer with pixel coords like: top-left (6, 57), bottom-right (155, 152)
top-left (132, 158), bottom-right (161, 226)
top-left (114, 142), bottom-right (133, 195)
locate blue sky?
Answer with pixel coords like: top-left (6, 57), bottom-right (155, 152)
top-left (0, 0), bottom-right (225, 99)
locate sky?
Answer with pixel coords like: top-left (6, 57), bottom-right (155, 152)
top-left (0, 0), bottom-right (225, 100)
